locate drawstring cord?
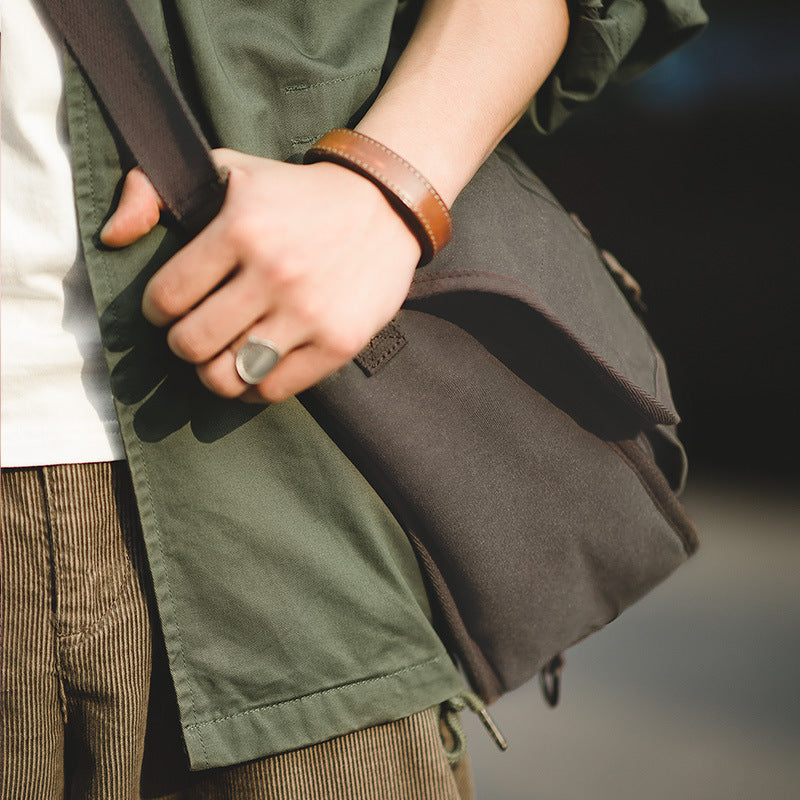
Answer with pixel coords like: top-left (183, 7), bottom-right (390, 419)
top-left (441, 655), bottom-right (567, 760)
top-left (442, 691), bottom-right (508, 763)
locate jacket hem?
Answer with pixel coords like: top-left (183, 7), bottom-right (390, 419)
top-left (181, 657), bottom-right (464, 769)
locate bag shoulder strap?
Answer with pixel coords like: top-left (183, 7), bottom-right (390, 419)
top-left (40, 0), bottom-right (225, 236)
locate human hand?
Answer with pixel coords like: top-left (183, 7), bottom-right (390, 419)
top-left (100, 149), bottom-right (421, 402)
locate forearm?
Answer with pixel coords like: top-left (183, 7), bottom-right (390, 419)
top-left (356, 0), bottom-right (570, 206)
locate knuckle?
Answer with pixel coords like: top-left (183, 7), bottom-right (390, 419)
top-left (292, 295), bottom-right (321, 327)
top-left (167, 325), bottom-right (207, 364)
top-left (327, 328), bottom-right (366, 362)
top-left (213, 147), bottom-right (235, 162)
top-left (142, 201), bottom-right (161, 231)
top-left (197, 365), bottom-right (243, 399)
top-left (126, 168), bottom-right (148, 194)
top-left (223, 212), bottom-right (263, 255)
top-left (255, 383), bottom-right (288, 404)
top-left (145, 277), bottom-right (185, 321)
top-left (265, 256), bottom-right (302, 290)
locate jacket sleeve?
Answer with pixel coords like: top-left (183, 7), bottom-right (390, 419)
top-left (530, 0), bottom-right (708, 134)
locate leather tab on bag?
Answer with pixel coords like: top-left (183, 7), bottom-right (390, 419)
top-left (354, 321), bottom-right (407, 376)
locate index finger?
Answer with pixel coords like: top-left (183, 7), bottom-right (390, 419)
top-left (141, 212), bottom-right (239, 327)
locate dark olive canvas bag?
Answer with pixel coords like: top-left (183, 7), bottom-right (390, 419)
top-left (43, 0), bottom-right (699, 711)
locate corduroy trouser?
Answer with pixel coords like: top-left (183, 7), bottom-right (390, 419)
top-left (1, 461), bottom-right (474, 800)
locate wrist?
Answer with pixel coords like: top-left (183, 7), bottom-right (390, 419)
top-left (304, 128), bottom-right (453, 265)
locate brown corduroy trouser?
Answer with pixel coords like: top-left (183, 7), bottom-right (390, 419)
top-left (1, 462), bottom-right (474, 800)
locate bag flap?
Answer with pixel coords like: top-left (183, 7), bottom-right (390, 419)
top-left (406, 145), bottom-right (679, 427)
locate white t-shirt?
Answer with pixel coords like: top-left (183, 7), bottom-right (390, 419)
top-left (0, 0), bottom-right (125, 466)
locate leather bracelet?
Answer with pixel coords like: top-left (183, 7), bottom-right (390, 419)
top-left (303, 128), bottom-right (453, 266)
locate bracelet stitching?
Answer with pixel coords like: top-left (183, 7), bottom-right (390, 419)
top-left (310, 143), bottom-right (440, 250)
top-left (344, 130), bottom-right (451, 222)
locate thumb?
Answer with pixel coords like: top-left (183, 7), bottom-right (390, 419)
top-left (100, 168), bottom-right (164, 248)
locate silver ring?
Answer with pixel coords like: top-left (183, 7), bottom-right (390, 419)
top-left (235, 336), bottom-right (282, 385)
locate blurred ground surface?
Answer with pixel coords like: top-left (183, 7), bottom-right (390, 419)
top-left (463, 477), bottom-right (800, 799)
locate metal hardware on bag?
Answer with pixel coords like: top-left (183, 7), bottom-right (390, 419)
top-left (600, 249), bottom-right (648, 315)
top-left (539, 653), bottom-right (565, 708)
top-left (569, 212), bottom-right (647, 316)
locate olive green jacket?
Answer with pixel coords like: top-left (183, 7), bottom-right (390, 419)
top-left (64, 0), bottom-right (706, 770)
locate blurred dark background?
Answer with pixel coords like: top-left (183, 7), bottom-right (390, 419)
top-left (519, 0), bottom-right (799, 483)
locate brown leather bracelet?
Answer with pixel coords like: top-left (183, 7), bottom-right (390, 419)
top-left (303, 128), bottom-right (453, 266)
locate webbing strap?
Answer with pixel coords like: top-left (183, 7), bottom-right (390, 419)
top-left (39, 0), bottom-right (226, 237)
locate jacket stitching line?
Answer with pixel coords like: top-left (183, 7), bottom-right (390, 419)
top-left (75, 66), bottom-right (214, 766)
top-left (73, 77), bottom-right (215, 763)
top-left (283, 68), bottom-right (380, 94)
top-left (83, 73), bottom-right (208, 761)
top-left (184, 656), bottom-right (442, 729)
top-left (139, 456), bottom-right (210, 764)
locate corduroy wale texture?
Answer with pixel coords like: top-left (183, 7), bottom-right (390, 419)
top-left (1, 462), bottom-right (473, 800)
top-left (1, 462), bottom-right (151, 799)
